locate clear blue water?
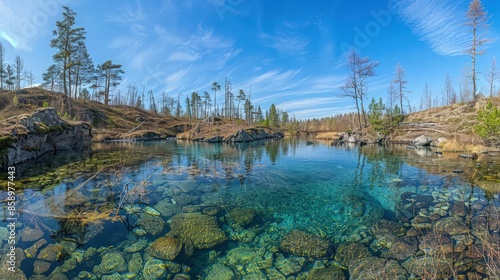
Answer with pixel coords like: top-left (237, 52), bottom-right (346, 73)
top-left (0, 138), bottom-right (499, 279)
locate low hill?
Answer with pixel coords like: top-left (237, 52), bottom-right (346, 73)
top-left (390, 96), bottom-right (500, 150)
top-left (0, 88), bottom-right (192, 141)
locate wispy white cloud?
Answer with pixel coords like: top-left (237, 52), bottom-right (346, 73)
top-left (277, 97), bottom-right (344, 111)
top-left (261, 30), bottom-right (310, 55)
top-left (0, 1), bottom-right (66, 50)
top-left (291, 105), bottom-right (354, 119)
top-left (107, 2), bottom-right (148, 37)
top-left (397, 0), bottom-right (469, 56)
top-left (164, 67), bottom-right (192, 92)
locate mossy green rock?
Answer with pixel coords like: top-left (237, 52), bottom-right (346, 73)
top-left (170, 213), bottom-right (226, 249)
top-left (279, 230), bottom-right (328, 258)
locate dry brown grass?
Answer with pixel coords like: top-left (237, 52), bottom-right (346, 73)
top-left (315, 131), bottom-right (341, 140)
top-left (391, 96), bottom-right (500, 147)
top-left (0, 88), bottom-right (189, 141)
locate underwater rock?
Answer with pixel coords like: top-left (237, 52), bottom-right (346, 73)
top-left (275, 254), bottom-right (305, 276)
top-left (0, 227), bottom-right (8, 242)
top-left (128, 252), bottom-right (143, 275)
top-left (93, 252), bottom-right (126, 275)
top-left (242, 271), bottom-right (266, 280)
top-left (144, 206), bottom-right (161, 216)
top-left (37, 244), bottom-right (64, 262)
top-left (349, 257), bottom-right (407, 280)
top-left (164, 261), bottom-right (181, 273)
top-left (59, 238), bottom-right (78, 255)
top-left (183, 238), bottom-right (194, 256)
top-left (265, 268), bottom-right (285, 280)
top-left (228, 208), bottom-right (256, 226)
top-left (155, 200), bottom-right (181, 218)
top-left (170, 213), bottom-right (227, 249)
top-left (60, 257), bottom-right (77, 272)
top-left (123, 205), bottom-right (142, 214)
top-left (24, 238), bottom-right (47, 258)
top-left (382, 236), bottom-right (418, 260)
top-left (149, 236), bottom-right (183, 260)
top-left (203, 206), bottom-right (221, 216)
top-left (225, 246), bottom-right (261, 268)
top-left (101, 272), bottom-right (122, 280)
top-left (70, 251), bottom-right (84, 263)
top-left (33, 260), bottom-right (51, 274)
top-left (124, 238), bottom-right (148, 253)
top-left (0, 263), bottom-right (27, 280)
top-left (132, 227), bottom-right (148, 237)
top-left (172, 194), bottom-right (199, 205)
top-left (205, 264), bottom-right (235, 280)
top-left (418, 232), bottom-right (453, 255)
top-left (334, 243), bottom-right (371, 269)
top-left (137, 215), bottom-right (165, 236)
top-left (370, 219), bottom-right (406, 238)
top-left (279, 230), bottom-right (328, 258)
top-left (47, 269), bottom-right (69, 280)
top-left (181, 205), bottom-right (202, 213)
top-left (306, 266), bottom-right (344, 280)
top-left (142, 259), bottom-right (166, 280)
top-left (173, 273), bottom-right (191, 280)
top-left (434, 216), bottom-right (469, 236)
top-left (83, 247), bottom-right (97, 260)
top-left (230, 227), bottom-right (257, 243)
top-left (77, 271), bottom-right (95, 278)
top-left (20, 227), bottom-right (44, 242)
top-left (402, 256), bottom-right (454, 279)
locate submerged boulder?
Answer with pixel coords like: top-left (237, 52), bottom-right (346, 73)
top-left (334, 243), bottom-right (371, 269)
top-left (349, 257), bottom-right (407, 280)
top-left (149, 236), bottom-right (183, 260)
top-left (279, 230), bottom-right (328, 258)
top-left (170, 213), bottom-right (226, 249)
top-left (227, 208), bottom-right (256, 226)
top-left (306, 266), bottom-right (344, 280)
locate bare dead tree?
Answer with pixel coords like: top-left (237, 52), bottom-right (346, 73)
top-left (338, 49), bottom-right (379, 130)
top-left (466, 0), bottom-right (492, 98)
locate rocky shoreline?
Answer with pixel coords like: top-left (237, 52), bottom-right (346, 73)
top-left (177, 117), bottom-right (284, 143)
top-left (0, 108), bottom-right (92, 169)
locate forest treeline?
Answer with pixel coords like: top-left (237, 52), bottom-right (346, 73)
top-left (0, 1), bottom-right (498, 138)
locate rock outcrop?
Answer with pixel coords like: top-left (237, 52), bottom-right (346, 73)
top-left (177, 118), bottom-right (284, 143)
top-left (223, 128), bottom-right (284, 142)
top-left (0, 107), bottom-right (92, 169)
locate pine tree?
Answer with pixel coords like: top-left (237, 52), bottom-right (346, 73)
top-left (50, 6), bottom-right (87, 113)
top-left (237, 89), bottom-right (246, 119)
top-left (211, 82), bottom-right (221, 116)
top-left (98, 60), bottom-right (124, 106)
top-left (269, 104), bottom-right (279, 127)
top-left (244, 98), bottom-right (253, 125)
top-left (43, 64), bottom-right (61, 92)
top-left (5, 65), bottom-right (15, 90)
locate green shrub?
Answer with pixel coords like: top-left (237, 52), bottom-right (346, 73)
top-left (12, 95), bottom-right (18, 106)
top-left (474, 101), bottom-right (500, 138)
top-left (42, 101), bottom-right (49, 108)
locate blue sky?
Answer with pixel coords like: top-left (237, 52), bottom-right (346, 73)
top-left (1, 0), bottom-right (499, 119)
